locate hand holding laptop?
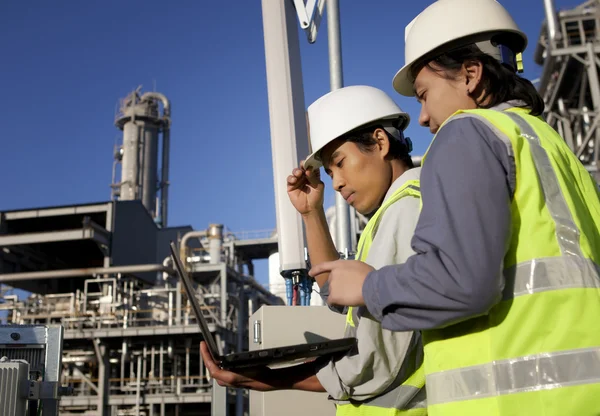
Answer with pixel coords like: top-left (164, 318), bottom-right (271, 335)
top-left (200, 341), bottom-right (329, 393)
top-left (169, 241), bottom-right (356, 371)
top-left (200, 341), bottom-right (274, 391)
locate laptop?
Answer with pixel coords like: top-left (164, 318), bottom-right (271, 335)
top-left (169, 242), bottom-right (356, 370)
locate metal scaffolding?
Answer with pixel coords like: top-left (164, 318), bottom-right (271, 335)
top-left (536, 0), bottom-right (600, 176)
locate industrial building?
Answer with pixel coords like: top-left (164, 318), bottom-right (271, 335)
top-left (0, 89), bottom-right (285, 416)
top-left (0, 0), bottom-right (599, 415)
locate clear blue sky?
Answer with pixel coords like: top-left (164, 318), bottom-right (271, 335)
top-left (0, 0), bottom-right (584, 287)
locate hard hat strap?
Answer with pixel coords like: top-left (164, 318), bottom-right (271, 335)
top-left (382, 126), bottom-right (412, 154)
top-left (498, 44), bottom-right (522, 73)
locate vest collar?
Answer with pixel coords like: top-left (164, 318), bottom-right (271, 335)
top-left (382, 167), bottom-right (422, 204)
top-left (490, 100), bottom-right (528, 112)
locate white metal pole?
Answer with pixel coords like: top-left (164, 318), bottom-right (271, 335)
top-left (327, 0), bottom-right (354, 255)
top-left (261, 0), bottom-right (310, 275)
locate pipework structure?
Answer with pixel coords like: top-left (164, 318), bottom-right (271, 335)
top-left (112, 88), bottom-right (171, 228)
top-left (0, 214), bottom-right (282, 416)
top-left (535, 0), bottom-right (600, 177)
top-left (0, 85), bottom-right (283, 416)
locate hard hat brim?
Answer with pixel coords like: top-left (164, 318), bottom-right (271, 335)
top-left (304, 150), bottom-right (322, 171)
top-left (392, 62), bottom-right (417, 97)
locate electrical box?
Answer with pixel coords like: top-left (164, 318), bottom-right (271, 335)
top-left (0, 360), bottom-right (29, 416)
top-left (249, 305), bottom-right (346, 416)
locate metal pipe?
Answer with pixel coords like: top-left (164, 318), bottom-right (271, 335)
top-left (176, 280), bottom-right (182, 326)
top-left (160, 124), bottom-right (170, 228)
top-left (141, 122), bottom-right (159, 219)
top-left (179, 230), bottom-right (208, 264)
top-left (159, 342), bottom-right (164, 388)
top-left (140, 92), bottom-right (171, 117)
top-left (151, 345), bottom-right (156, 379)
top-left (327, 0), bottom-right (352, 255)
top-left (176, 355), bottom-right (182, 396)
top-left (141, 92), bottom-right (172, 229)
top-left (327, 0), bottom-right (343, 90)
top-left (0, 264), bottom-right (174, 282)
top-left (162, 255), bottom-right (173, 282)
top-left (186, 341), bottom-right (190, 384)
top-left (208, 224), bottom-right (224, 265)
top-left (84, 278), bottom-right (116, 313)
top-left (248, 296), bottom-right (255, 319)
top-left (93, 339), bottom-right (108, 416)
top-left (543, 0), bottom-right (561, 46)
top-left (168, 283), bottom-right (173, 327)
top-left (238, 274), bottom-right (282, 301)
top-left (121, 341), bottom-right (127, 390)
top-left (143, 344), bottom-right (148, 384)
top-left (220, 267), bottom-right (227, 326)
top-left (237, 287), bottom-right (245, 353)
top-left (136, 355), bottom-right (141, 416)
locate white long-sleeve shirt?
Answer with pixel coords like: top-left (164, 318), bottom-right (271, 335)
top-left (316, 167), bottom-right (424, 403)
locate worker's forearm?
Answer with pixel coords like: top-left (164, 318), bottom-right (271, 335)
top-left (242, 362), bottom-right (326, 393)
top-left (271, 361), bottom-right (326, 392)
top-left (303, 208), bottom-right (340, 288)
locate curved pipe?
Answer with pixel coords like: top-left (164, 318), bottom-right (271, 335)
top-left (162, 256), bottom-right (173, 281)
top-left (141, 92), bottom-right (170, 117)
top-left (179, 230), bottom-right (208, 264)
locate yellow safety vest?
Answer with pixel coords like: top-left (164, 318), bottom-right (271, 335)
top-left (420, 107), bottom-right (600, 415)
top-left (338, 179), bottom-right (427, 416)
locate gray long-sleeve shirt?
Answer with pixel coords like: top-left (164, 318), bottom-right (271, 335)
top-left (362, 110), bottom-right (515, 331)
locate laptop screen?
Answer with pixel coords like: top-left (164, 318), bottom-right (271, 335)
top-left (169, 242), bottom-right (222, 361)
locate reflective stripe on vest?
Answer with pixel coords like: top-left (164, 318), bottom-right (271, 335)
top-left (421, 108), bottom-right (600, 416)
top-left (338, 179), bottom-right (427, 416)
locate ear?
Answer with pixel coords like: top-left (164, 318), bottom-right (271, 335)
top-left (463, 60), bottom-right (483, 95)
top-left (372, 128), bottom-right (390, 159)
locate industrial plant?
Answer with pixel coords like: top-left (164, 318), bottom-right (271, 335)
top-left (0, 0), bottom-right (598, 415)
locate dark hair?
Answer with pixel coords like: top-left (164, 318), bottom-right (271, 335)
top-left (411, 44), bottom-right (544, 116)
top-left (343, 125), bottom-right (414, 169)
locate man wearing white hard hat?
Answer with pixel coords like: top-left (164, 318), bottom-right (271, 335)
top-left (310, 1), bottom-right (600, 415)
top-left (201, 86), bottom-right (427, 415)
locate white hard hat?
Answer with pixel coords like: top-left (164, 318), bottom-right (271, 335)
top-left (304, 85), bottom-right (410, 170)
top-left (393, 0), bottom-right (527, 96)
